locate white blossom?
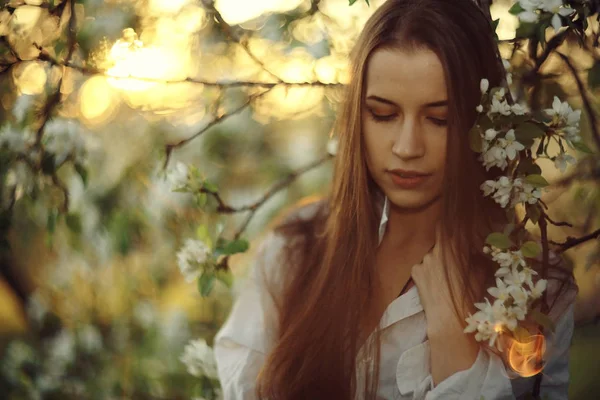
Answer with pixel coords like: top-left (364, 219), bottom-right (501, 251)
top-left (516, 181), bottom-right (542, 205)
top-left (497, 129), bottom-right (526, 160)
top-left (554, 152), bottom-right (576, 172)
top-left (481, 144), bottom-right (508, 171)
top-left (176, 238), bottom-right (211, 282)
top-left (517, 0), bottom-right (575, 31)
top-left (480, 78), bottom-right (490, 94)
top-left (545, 96), bottom-right (582, 143)
top-left (476, 104), bottom-right (484, 113)
top-left (47, 330), bottom-right (76, 370)
top-left (44, 119), bottom-right (86, 166)
top-left (488, 278), bottom-right (513, 302)
top-left (78, 325), bottom-right (103, 353)
top-left (485, 128), bottom-right (499, 141)
top-left (0, 124), bottom-right (28, 153)
top-left (480, 180), bottom-right (497, 197)
top-left (489, 97), bottom-right (512, 116)
top-left (540, 0), bottom-right (576, 31)
top-left (167, 162), bottom-right (190, 191)
top-left (13, 94), bottom-right (34, 124)
top-left (133, 300), bottom-right (157, 328)
top-left (180, 338), bottom-right (219, 379)
top-left (26, 291), bottom-right (48, 324)
top-left (529, 278), bottom-right (547, 299)
top-left (511, 103), bottom-right (527, 116)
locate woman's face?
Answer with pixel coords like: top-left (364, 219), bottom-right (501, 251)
top-left (363, 47), bottom-right (448, 210)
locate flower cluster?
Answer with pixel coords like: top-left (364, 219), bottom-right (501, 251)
top-left (517, 0), bottom-right (575, 31)
top-left (477, 83), bottom-right (529, 171)
top-left (176, 238), bottom-right (212, 282)
top-left (180, 338), bottom-right (219, 380)
top-left (545, 96), bottom-right (582, 144)
top-left (480, 176), bottom-right (542, 208)
top-left (465, 76), bottom-right (582, 347)
top-left (465, 245), bottom-right (547, 347)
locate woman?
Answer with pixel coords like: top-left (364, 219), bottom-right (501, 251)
top-left (214, 0), bottom-right (578, 399)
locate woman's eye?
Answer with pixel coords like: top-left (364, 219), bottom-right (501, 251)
top-left (428, 117), bottom-right (448, 127)
top-left (368, 110), bottom-right (396, 122)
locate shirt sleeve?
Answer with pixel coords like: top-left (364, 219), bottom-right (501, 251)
top-left (396, 303), bottom-right (575, 400)
top-left (213, 231), bottom-right (287, 400)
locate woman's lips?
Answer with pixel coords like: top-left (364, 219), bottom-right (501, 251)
top-left (388, 172), bottom-right (430, 189)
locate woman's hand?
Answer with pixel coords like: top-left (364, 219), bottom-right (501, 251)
top-left (410, 224), bottom-right (464, 332)
top-left (411, 223), bottom-right (481, 385)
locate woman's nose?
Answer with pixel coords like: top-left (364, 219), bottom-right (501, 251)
top-left (391, 119), bottom-right (425, 159)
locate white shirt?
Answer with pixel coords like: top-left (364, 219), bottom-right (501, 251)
top-left (214, 196), bottom-right (574, 399)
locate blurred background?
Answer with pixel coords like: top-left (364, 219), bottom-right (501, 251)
top-left (0, 0), bottom-right (598, 399)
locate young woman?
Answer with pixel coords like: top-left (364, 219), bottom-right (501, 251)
top-left (214, 0), bottom-right (578, 399)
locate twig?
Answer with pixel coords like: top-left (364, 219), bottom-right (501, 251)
top-left (162, 88), bottom-right (274, 171)
top-left (36, 52), bottom-right (343, 88)
top-left (532, 214), bottom-right (551, 398)
top-left (33, 0), bottom-right (79, 213)
top-left (544, 213), bottom-right (573, 228)
top-left (557, 52), bottom-right (600, 150)
top-left (533, 30), bottom-right (570, 74)
top-left (556, 227), bottom-right (600, 253)
top-left (214, 153), bottom-right (332, 271)
top-left (200, 0), bottom-right (283, 83)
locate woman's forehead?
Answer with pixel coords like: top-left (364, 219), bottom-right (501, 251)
top-left (364, 48), bottom-right (447, 106)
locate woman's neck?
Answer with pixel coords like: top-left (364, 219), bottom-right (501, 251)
top-left (382, 195), bottom-right (443, 251)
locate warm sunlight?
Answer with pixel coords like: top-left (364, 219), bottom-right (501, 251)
top-left (79, 76), bottom-right (118, 126)
top-left (507, 334), bottom-right (547, 378)
top-left (215, 0), bottom-right (304, 25)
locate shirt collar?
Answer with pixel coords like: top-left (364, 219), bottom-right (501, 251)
top-left (377, 195), bottom-right (390, 247)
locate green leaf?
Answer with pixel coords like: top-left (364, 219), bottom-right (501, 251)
top-left (516, 22), bottom-right (537, 39)
top-left (469, 126), bottom-right (483, 153)
top-left (349, 0), bottom-right (358, 4)
top-left (221, 239), bottom-right (250, 256)
top-left (515, 122), bottom-right (545, 147)
top-left (47, 209), bottom-right (59, 234)
top-left (526, 203), bottom-right (541, 224)
top-left (215, 269), bottom-right (234, 288)
top-left (517, 159), bottom-right (542, 176)
top-left (521, 241), bottom-right (541, 258)
top-left (572, 141), bottom-right (593, 154)
top-left (588, 61), bottom-right (600, 89)
top-left (196, 225), bottom-right (213, 250)
top-left (74, 164), bottom-right (88, 186)
top-left (509, 2), bottom-right (525, 15)
top-left (525, 174), bottom-right (549, 188)
top-left (530, 309), bottom-right (556, 333)
top-left (486, 232), bottom-right (513, 249)
top-left (203, 180), bottom-right (218, 193)
top-left (198, 273), bottom-right (216, 297)
top-left (196, 192), bottom-right (208, 208)
top-left (491, 18), bottom-right (500, 41)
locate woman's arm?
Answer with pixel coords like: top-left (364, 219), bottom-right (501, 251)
top-left (214, 232), bottom-right (286, 400)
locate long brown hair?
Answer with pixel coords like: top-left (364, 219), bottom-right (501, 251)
top-left (255, 1), bottom-right (575, 399)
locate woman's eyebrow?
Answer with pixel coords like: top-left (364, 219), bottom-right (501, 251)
top-left (365, 95), bottom-right (448, 109)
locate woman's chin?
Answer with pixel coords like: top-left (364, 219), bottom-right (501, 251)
top-left (386, 192), bottom-right (441, 212)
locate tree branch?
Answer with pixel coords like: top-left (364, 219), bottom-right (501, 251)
top-left (162, 88), bottom-right (274, 171)
top-left (36, 51), bottom-right (343, 89)
top-left (557, 52), bottom-right (600, 150)
top-left (200, 0), bottom-right (283, 83)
